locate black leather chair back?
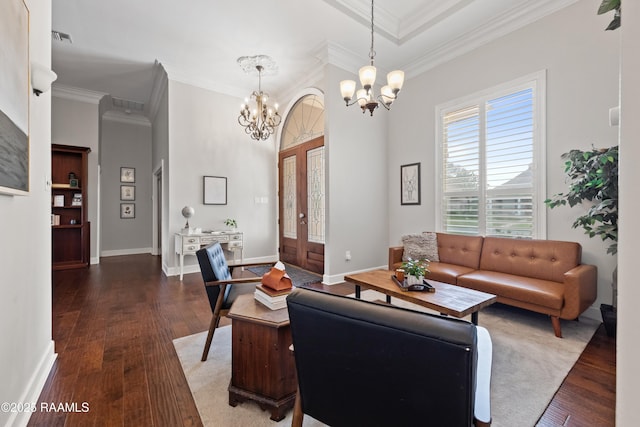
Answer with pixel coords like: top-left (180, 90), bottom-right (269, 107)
top-left (196, 243), bottom-right (232, 312)
top-left (287, 288), bottom-right (479, 427)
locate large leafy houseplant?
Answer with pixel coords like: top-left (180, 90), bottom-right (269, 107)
top-left (545, 146), bottom-right (618, 336)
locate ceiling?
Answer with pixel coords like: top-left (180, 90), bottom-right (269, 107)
top-left (51, 0), bottom-right (578, 117)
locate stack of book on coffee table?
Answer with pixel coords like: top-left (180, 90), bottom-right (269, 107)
top-left (254, 285), bottom-right (291, 310)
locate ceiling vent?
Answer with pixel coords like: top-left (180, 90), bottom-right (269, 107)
top-left (112, 97), bottom-right (145, 114)
top-left (52, 30), bottom-right (73, 43)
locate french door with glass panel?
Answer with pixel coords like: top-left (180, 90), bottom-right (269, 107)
top-left (278, 136), bottom-right (324, 274)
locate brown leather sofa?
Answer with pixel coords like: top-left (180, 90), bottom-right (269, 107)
top-left (389, 233), bottom-right (598, 337)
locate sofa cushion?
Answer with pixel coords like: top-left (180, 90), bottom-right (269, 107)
top-left (479, 237), bottom-right (581, 283)
top-left (401, 233), bottom-right (439, 262)
top-left (436, 233), bottom-right (484, 269)
top-left (427, 262), bottom-right (476, 285)
top-left (458, 270), bottom-right (564, 310)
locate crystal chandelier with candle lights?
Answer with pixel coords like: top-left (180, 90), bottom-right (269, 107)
top-left (339, 0), bottom-right (405, 116)
top-left (237, 55), bottom-right (281, 141)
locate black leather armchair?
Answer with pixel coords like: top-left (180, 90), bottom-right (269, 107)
top-left (196, 242), bottom-right (273, 361)
top-left (286, 288), bottom-right (492, 427)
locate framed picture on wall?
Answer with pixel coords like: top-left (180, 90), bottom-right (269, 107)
top-left (0, 0), bottom-right (29, 195)
top-left (120, 167), bottom-right (135, 183)
top-left (120, 185), bottom-right (135, 201)
top-left (203, 176), bottom-right (227, 205)
top-left (120, 203), bottom-right (135, 219)
top-left (401, 163), bottom-right (421, 205)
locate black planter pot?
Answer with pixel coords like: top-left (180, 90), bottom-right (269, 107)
top-left (600, 303), bottom-right (617, 338)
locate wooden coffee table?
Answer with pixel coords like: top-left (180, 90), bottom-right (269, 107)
top-left (344, 269), bottom-right (496, 325)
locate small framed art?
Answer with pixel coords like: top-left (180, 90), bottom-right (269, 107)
top-left (401, 163), bottom-right (421, 205)
top-left (120, 203), bottom-right (135, 219)
top-left (203, 176), bottom-right (227, 205)
top-left (120, 167), bottom-right (135, 183)
top-left (120, 185), bottom-right (135, 201)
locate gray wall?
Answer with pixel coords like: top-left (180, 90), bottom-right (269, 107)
top-left (100, 116), bottom-right (152, 254)
top-left (0, 1), bottom-right (56, 425)
top-left (386, 0), bottom-right (619, 319)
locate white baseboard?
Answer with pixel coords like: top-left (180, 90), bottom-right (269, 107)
top-left (101, 247), bottom-right (152, 257)
top-left (10, 341), bottom-right (57, 427)
top-left (323, 265), bottom-right (387, 285)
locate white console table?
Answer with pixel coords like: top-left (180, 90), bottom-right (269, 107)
top-left (175, 231), bottom-right (243, 280)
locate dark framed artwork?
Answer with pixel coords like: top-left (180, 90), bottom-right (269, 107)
top-left (120, 203), bottom-right (135, 219)
top-left (120, 185), bottom-right (135, 201)
top-left (401, 163), bottom-right (421, 205)
top-left (203, 176), bottom-right (227, 205)
top-left (120, 167), bottom-right (135, 183)
top-left (0, 0), bottom-right (29, 196)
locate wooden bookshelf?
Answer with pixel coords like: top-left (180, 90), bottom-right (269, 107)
top-left (52, 144), bottom-right (91, 270)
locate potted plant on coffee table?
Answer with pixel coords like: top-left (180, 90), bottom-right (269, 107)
top-left (401, 258), bottom-right (430, 285)
top-left (545, 145), bottom-right (618, 337)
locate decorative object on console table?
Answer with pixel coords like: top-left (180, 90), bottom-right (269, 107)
top-left (224, 218), bottom-right (237, 231)
top-left (120, 166), bottom-right (135, 183)
top-left (401, 162), bottom-right (421, 205)
top-left (203, 175), bottom-right (227, 205)
top-left (0, 0), bottom-right (29, 196)
top-left (120, 203), bottom-right (135, 219)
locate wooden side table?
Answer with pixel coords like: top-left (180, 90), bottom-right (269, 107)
top-left (227, 293), bottom-right (297, 421)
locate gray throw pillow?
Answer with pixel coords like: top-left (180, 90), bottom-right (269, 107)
top-left (401, 232), bottom-right (439, 262)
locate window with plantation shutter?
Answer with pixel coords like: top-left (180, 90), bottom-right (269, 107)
top-left (436, 72), bottom-right (546, 239)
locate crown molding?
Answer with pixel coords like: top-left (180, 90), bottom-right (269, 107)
top-left (52, 84), bottom-right (108, 104)
top-left (148, 60), bottom-right (168, 122)
top-left (404, 0), bottom-right (580, 78)
top-left (102, 110), bottom-right (151, 127)
top-left (161, 62), bottom-right (247, 99)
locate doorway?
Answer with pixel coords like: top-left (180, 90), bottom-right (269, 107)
top-left (278, 137), bottom-right (324, 273)
top-left (278, 92), bottom-right (325, 274)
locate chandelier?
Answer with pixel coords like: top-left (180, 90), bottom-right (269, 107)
top-left (339, 0), bottom-right (404, 116)
top-left (237, 55), bottom-right (281, 141)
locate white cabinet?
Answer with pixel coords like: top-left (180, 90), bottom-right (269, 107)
top-left (175, 231), bottom-right (243, 280)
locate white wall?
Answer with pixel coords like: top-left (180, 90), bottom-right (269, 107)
top-left (387, 0), bottom-right (619, 318)
top-left (0, 1), bottom-right (56, 426)
top-left (52, 93), bottom-right (103, 264)
top-left (324, 64), bottom-right (389, 282)
top-left (164, 80), bottom-right (279, 275)
top-left (100, 116), bottom-right (152, 255)
top-left (617, 0), bottom-right (640, 424)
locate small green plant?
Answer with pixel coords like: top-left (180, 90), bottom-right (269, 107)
top-left (401, 258), bottom-right (430, 277)
top-left (224, 218), bottom-right (237, 228)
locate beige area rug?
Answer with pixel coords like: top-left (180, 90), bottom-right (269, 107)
top-left (173, 291), bottom-right (599, 427)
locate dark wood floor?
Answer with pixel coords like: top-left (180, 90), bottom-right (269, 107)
top-left (30, 254), bottom-right (615, 426)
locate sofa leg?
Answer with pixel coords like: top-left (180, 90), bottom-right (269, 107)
top-left (551, 316), bottom-right (562, 338)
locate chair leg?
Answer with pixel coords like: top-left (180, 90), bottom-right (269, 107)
top-left (291, 386), bottom-right (303, 427)
top-left (201, 284), bottom-right (227, 361)
top-left (551, 316), bottom-right (562, 338)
